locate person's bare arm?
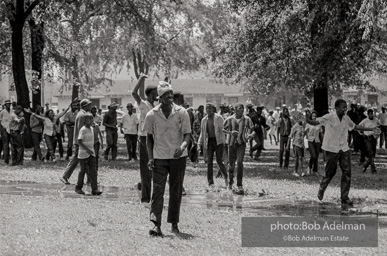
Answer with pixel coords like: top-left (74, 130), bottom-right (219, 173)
top-left (146, 133), bottom-right (155, 170)
top-left (78, 139), bottom-right (94, 156)
top-left (131, 74), bottom-right (148, 105)
top-left (173, 133), bottom-right (191, 159)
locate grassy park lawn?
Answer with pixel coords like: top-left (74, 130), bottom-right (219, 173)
top-left (1, 144), bottom-right (387, 255)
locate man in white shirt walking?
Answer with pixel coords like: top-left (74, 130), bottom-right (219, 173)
top-left (359, 109), bottom-right (380, 173)
top-left (120, 103), bottom-right (139, 161)
top-left (306, 99), bottom-right (380, 206)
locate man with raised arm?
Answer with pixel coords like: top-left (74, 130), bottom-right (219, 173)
top-left (306, 99), bottom-right (380, 206)
top-left (132, 73), bottom-right (158, 204)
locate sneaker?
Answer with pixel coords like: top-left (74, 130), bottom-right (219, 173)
top-left (208, 184), bottom-right (215, 191)
top-left (301, 172), bottom-right (306, 177)
top-left (52, 158), bottom-right (57, 163)
top-left (292, 172), bottom-right (300, 177)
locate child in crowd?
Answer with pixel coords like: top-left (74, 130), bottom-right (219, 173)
top-left (287, 113), bottom-right (306, 177)
top-left (75, 113), bottom-right (102, 195)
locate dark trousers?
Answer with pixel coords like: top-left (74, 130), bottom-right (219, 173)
top-left (63, 145), bottom-right (79, 179)
top-left (207, 138), bottom-right (228, 185)
top-left (31, 131), bottom-right (43, 161)
top-left (279, 135), bottom-right (290, 168)
top-left (0, 136), bottom-right (3, 158)
top-left (1, 126), bottom-right (10, 163)
top-left (76, 155), bottom-right (98, 191)
top-left (250, 133), bottom-right (264, 158)
top-left (364, 136), bottom-right (377, 172)
top-left (150, 157), bottom-right (186, 226)
top-left (308, 141), bottom-right (320, 172)
top-left (10, 130), bottom-right (24, 165)
top-left (66, 127), bottom-right (74, 158)
top-left (44, 134), bottom-right (57, 160)
top-left (54, 133), bottom-right (64, 158)
top-left (140, 136), bottom-right (152, 203)
top-left (104, 128), bottom-right (118, 159)
top-left (319, 150), bottom-right (351, 201)
top-left (228, 142), bottom-right (246, 187)
top-left (124, 134), bottom-right (138, 160)
top-left (94, 142), bottom-right (100, 173)
top-left (380, 126), bottom-right (387, 148)
top-left (358, 135), bottom-right (366, 163)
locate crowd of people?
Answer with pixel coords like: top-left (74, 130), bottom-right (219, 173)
top-left (0, 76), bottom-right (383, 237)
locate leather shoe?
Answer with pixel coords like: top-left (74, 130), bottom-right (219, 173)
top-left (91, 190), bottom-right (103, 196)
top-left (149, 226), bottom-right (164, 237)
top-left (171, 223), bottom-right (180, 234)
top-left (75, 189), bottom-right (85, 195)
top-left (341, 199), bottom-right (353, 206)
top-left (317, 188), bottom-right (324, 201)
top-left (60, 177), bottom-right (70, 185)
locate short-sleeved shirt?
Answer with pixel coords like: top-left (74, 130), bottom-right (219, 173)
top-left (138, 99), bottom-right (154, 136)
top-left (64, 110), bottom-right (78, 127)
top-left (30, 114), bottom-right (43, 133)
top-left (289, 123), bottom-right (305, 148)
top-left (359, 118), bottom-right (379, 137)
top-left (144, 104), bottom-right (191, 159)
top-left (305, 123), bottom-right (322, 143)
top-left (103, 111), bottom-right (117, 130)
top-left (0, 109), bottom-right (12, 131)
top-left (122, 113), bottom-right (139, 135)
top-left (317, 112), bottom-right (356, 153)
top-left (77, 126), bottom-right (95, 159)
top-left (74, 109), bottom-right (87, 145)
top-left (9, 113), bottom-right (24, 132)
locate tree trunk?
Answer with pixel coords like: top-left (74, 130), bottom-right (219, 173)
top-left (11, 21), bottom-right (30, 108)
top-left (71, 56), bottom-right (80, 101)
top-left (29, 19), bottom-right (44, 109)
top-left (313, 78), bottom-right (329, 117)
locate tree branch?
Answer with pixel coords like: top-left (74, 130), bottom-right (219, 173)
top-left (24, 0), bottom-right (41, 22)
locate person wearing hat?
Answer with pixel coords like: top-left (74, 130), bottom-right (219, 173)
top-left (144, 81), bottom-right (191, 236)
top-left (198, 102), bottom-right (228, 189)
top-left (120, 103), bottom-right (139, 161)
top-left (61, 99), bottom-right (92, 184)
top-left (103, 102), bottom-right (119, 160)
top-left (64, 101), bottom-right (79, 160)
top-left (0, 100), bottom-right (12, 164)
top-left (8, 106), bottom-right (25, 165)
top-left (132, 73), bottom-right (158, 203)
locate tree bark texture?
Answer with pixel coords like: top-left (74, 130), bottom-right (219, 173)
top-left (29, 19), bottom-right (44, 109)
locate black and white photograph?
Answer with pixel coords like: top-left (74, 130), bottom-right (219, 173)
top-left (1, 0), bottom-right (387, 255)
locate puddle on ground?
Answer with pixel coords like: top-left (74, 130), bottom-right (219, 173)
top-left (1, 180), bottom-right (386, 217)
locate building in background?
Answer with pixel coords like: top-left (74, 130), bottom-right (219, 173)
top-left (55, 79), bottom-right (248, 110)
